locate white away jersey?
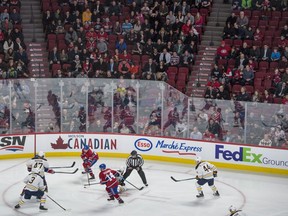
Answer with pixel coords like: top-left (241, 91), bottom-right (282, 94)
top-left (26, 157), bottom-right (50, 177)
top-left (195, 161), bottom-right (217, 179)
top-left (23, 173), bottom-right (46, 192)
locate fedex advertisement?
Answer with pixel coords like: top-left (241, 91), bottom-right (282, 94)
top-left (215, 144), bottom-right (288, 169)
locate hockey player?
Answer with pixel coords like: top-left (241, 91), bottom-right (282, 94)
top-left (195, 156), bottom-right (220, 198)
top-left (26, 151), bottom-right (55, 192)
top-left (81, 144), bottom-right (99, 179)
top-left (121, 150), bottom-right (148, 187)
top-left (15, 166), bottom-right (48, 210)
top-left (229, 205), bottom-right (244, 216)
top-left (99, 163), bottom-right (124, 204)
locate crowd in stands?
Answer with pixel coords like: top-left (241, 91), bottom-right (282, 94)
top-left (43, 0), bottom-right (212, 92)
top-left (204, 2), bottom-right (288, 105)
top-left (0, 0), bottom-right (29, 79)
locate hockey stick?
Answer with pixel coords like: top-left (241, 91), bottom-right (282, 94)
top-left (54, 168), bottom-right (78, 174)
top-left (47, 195), bottom-right (67, 211)
top-left (124, 179), bottom-right (144, 191)
top-left (83, 182), bottom-right (101, 187)
top-left (170, 176), bottom-right (196, 182)
top-left (50, 162), bottom-right (76, 169)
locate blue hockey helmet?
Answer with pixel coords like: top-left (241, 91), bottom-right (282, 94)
top-left (83, 145), bottom-right (89, 150)
top-left (99, 163), bottom-right (106, 170)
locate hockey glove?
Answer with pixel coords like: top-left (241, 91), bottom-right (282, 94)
top-left (48, 169), bottom-right (55, 174)
top-left (213, 171), bottom-right (218, 177)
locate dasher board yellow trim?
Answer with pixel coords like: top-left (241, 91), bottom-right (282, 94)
top-left (1, 152), bottom-right (287, 176)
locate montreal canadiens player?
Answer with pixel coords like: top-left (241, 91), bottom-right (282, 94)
top-left (81, 145), bottom-right (99, 179)
top-left (195, 156), bottom-right (220, 198)
top-left (99, 163), bottom-right (124, 204)
top-left (15, 166), bottom-right (48, 210)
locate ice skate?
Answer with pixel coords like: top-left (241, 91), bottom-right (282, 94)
top-left (81, 171), bottom-right (87, 174)
top-left (89, 174), bottom-right (95, 180)
top-left (39, 205), bottom-right (48, 210)
top-left (213, 191), bottom-right (220, 196)
top-left (118, 199), bottom-right (124, 204)
top-left (107, 196), bottom-right (115, 201)
top-left (196, 191), bottom-right (204, 198)
top-left (145, 183), bottom-right (148, 187)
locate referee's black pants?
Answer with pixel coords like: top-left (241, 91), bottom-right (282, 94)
top-left (123, 167), bottom-right (147, 185)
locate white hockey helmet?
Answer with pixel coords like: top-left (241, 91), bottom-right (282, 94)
top-left (229, 205), bottom-right (237, 213)
top-left (38, 151), bottom-right (45, 158)
top-left (196, 156), bottom-right (202, 164)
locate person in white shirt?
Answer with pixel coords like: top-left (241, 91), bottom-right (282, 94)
top-left (190, 127), bottom-right (203, 140)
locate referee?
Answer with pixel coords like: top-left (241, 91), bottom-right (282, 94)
top-left (121, 150), bottom-right (148, 186)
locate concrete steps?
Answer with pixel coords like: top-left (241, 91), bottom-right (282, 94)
top-left (22, 0), bottom-right (49, 77)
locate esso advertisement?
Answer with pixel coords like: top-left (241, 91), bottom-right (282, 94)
top-left (134, 138), bottom-right (153, 151)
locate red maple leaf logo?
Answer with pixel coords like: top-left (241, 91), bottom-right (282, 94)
top-left (51, 136), bottom-right (68, 149)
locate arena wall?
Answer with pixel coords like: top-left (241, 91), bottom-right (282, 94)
top-left (0, 133), bottom-right (287, 175)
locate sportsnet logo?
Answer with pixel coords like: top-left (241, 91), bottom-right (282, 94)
top-left (0, 136), bottom-right (26, 152)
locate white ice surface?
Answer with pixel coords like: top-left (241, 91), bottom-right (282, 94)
top-left (0, 157), bottom-right (287, 216)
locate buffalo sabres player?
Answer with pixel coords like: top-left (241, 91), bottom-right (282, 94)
top-left (229, 205), bottom-right (245, 216)
top-left (26, 151), bottom-right (55, 192)
top-left (15, 166), bottom-right (48, 210)
top-left (195, 156), bottom-right (219, 198)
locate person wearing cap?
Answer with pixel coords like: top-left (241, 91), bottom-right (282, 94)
top-left (120, 150), bottom-right (148, 187)
top-left (81, 145), bottom-right (99, 179)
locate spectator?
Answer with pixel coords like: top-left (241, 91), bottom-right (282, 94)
top-left (112, 21), bottom-right (122, 35)
top-left (65, 27), bottom-right (78, 45)
top-left (155, 60), bottom-right (168, 81)
top-left (272, 68), bottom-right (282, 87)
top-left (237, 86), bottom-right (251, 101)
top-left (251, 90), bottom-right (262, 102)
top-left (122, 19), bottom-right (133, 35)
top-left (282, 67), bottom-right (288, 83)
top-left (270, 47), bottom-right (281, 62)
top-left (118, 60), bottom-right (131, 79)
top-left (180, 50), bottom-right (193, 67)
top-left (253, 28), bottom-right (264, 42)
top-left (216, 41), bottom-right (231, 61)
top-left (96, 38), bottom-right (108, 54)
top-left (280, 25), bottom-right (288, 39)
top-left (142, 58), bottom-right (157, 78)
top-left (232, 0), bottom-right (242, 10)
top-left (242, 0), bottom-right (252, 9)
top-left (263, 89), bottom-right (274, 103)
top-left (274, 82), bottom-right (288, 98)
top-left (222, 23), bottom-right (233, 39)
top-left (259, 134), bottom-right (272, 147)
top-left (242, 65), bottom-right (254, 86)
top-left (249, 45), bottom-right (261, 61)
top-left (211, 64), bottom-right (223, 80)
top-left (159, 48), bottom-right (171, 66)
top-left (170, 51), bottom-right (180, 66)
top-left (3, 38), bottom-right (14, 54)
top-left (226, 12), bottom-right (237, 26)
top-left (10, 8), bottom-right (22, 25)
top-left (215, 85), bottom-right (230, 100)
top-left (190, 127), bottom-right (203, 140)
top-left (115, 38), bottom-right (127, 54)
top-left (109, 0), bottom-right (121, 16)
top-left (236, 11), bottom-right (249, 38)
top-left (235, 53), bottom-right (248, 69)
top-left (48, 46), bottom-right (60, 68)
top-left (260, 44), bottom-right (272, 61)
top-left (206, 119), bottom-right (221, 139)
top-left (93, 0), bottom-right (105, 17)
top-left (0, 8), bottom-right (9, 21)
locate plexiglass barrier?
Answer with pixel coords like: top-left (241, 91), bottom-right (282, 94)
top-left (0, 78), bottom-right (287, 147)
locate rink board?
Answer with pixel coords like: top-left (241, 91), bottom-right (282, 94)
top-left (0, 133), bottom-right (287, 175)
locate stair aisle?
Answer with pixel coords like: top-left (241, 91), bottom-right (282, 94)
top-left (21, 0), bottom-right (49, 77)
top-left (186, 0), bottom-right (232, 97)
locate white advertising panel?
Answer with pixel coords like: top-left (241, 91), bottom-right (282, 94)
top-left (0, 134), bottom-right (34, 155)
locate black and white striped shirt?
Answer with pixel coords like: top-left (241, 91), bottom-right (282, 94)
top-left (126, 154), bottom-right (144, 168)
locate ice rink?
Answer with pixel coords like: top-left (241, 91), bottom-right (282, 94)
top-left (0, 157), bottom-right (288, 216)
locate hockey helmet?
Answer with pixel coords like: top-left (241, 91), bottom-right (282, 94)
top-left (131, 150), bottom-right (137, 156)
top-left (38, 151), bottom-right (45, 158)
top-left (83, 145), bottom-right (89, 151)
top-left (196, 156), bottom-right (202, 164)
top-left (99, 163), bottom-right (106, 170)
top-left (229, 205), bottom-right (237, 213)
